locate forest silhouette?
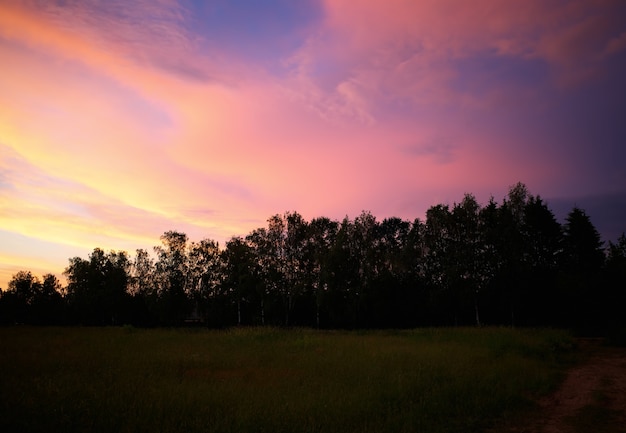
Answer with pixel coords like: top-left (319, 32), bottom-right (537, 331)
top-left (2, 183), bottom-right (625, 333)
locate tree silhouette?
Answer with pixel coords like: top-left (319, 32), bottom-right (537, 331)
top-left (561, 207), bottom-right (605, 332)
top-left (605, 234), bottom-right (626, 330)
top-left (6, 182), bottom-right (625, 333)
top-left (128, 248), bottom-right (157, 325)
top-left (64, 249), bottom-right (130, 325)
top-left (522, 196), bottom-right (562, 325)
top-left (188, 239), bottom-right (222, 323)
top-left (374, 216), bottom-right (413, 327)
top-left (4, 271), bottom-right (40, 324)
top-left (307, 216), bottom-right (339, 328)
top-left (245, 227), bottom-right (274, 325)
top-left (283, 212), bottom-right (309, 326)
top-left (424, 204), bottom-right (456, 324)
top-left (154, 231), bottom-right (190, 325)
top-left (222, 236), bottom-right (257, 325)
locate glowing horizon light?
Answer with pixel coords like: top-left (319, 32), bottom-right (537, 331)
top-left (1, 0), bottom-right (625, 289)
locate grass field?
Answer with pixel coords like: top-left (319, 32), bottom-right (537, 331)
top-left (0, 326), bottom-right (574, 433)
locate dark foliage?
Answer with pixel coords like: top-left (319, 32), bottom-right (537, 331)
top-left (1, 183), bottom-right (624, 333)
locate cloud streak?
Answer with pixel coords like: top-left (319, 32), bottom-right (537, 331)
top-left (1, 0), bottom-right (625, 288)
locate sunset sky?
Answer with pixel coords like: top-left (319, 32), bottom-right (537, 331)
top-left (1, 0), bottom-right (626, 289)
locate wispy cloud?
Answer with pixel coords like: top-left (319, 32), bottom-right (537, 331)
top-left (1, 0), bottom-right (624, 288)
top-left (405, 139), bottom-right (458, 165)
top-left (1, 0), bottom-right (211, 81)
top-left (285, 0), bottom-right (626, 120)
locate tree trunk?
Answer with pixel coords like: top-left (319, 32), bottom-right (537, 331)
top-left (510, 305), bottom-right (515, 328)
top-left (474, 291), bottom-right (481, 327)
top-left (316, 303), bottom-right (320, 329)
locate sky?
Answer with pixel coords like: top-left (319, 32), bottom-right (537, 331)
top-left (1, 0), bottom-right (626, 289)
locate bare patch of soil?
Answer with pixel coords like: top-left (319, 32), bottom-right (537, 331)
top-left (496, 339), bottom-right (626, 433)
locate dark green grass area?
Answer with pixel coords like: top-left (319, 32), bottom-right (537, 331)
top-left (0, 327), bottom-right (574, 433)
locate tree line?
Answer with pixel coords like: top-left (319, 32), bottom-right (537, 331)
top-left (1, 183), bottom-right (625, 333)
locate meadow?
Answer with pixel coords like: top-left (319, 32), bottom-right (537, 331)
top-left (0, 327), bottom-right (574, 433)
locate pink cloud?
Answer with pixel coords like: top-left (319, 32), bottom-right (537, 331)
top-left (286, 0), bottom-right (625, 119)
top-left (604, 31), bottom-right (626, 56)
top-left (0, 0), bottom-right (204, 81)
top-left (1, 0), bottom-right (623, 288)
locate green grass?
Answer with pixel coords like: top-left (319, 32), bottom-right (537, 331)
top-left (0, 326), bottom-right (573, 433)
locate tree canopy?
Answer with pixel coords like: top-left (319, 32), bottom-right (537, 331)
top-left (1, 183), bottom-right (624, 333)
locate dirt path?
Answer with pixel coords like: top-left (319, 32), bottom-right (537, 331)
top-left (501, 339), bottom-right (626, 433)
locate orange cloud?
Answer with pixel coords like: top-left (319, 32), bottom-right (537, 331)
top-left (1, 0), bottom-right (623, 290)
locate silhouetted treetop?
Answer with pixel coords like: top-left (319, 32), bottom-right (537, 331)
top-left (2, 182), bottom-right (624, 333)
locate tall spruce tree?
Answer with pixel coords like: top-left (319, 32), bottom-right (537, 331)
top-left (561, 207), bottom-right (605, 332)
